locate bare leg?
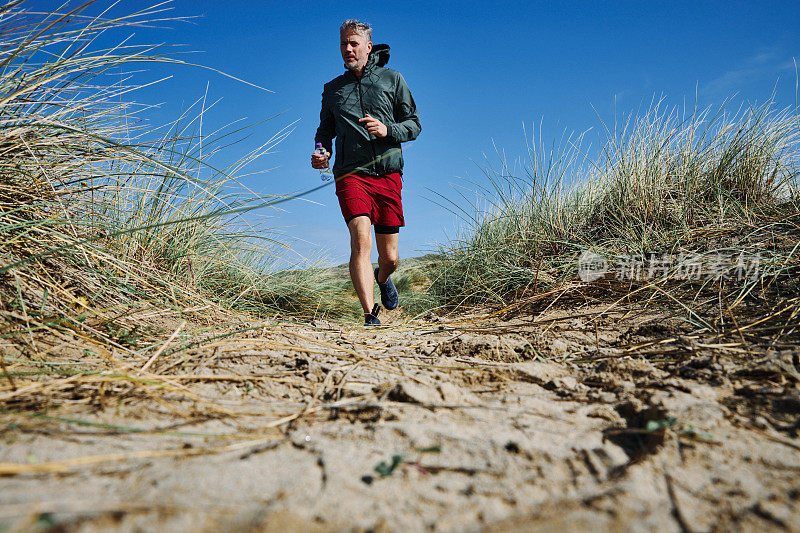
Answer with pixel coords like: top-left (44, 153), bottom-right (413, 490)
top-left (375, 232), bottom-right (399, 282)
top-left (348, 216), bottom-right (374, 315)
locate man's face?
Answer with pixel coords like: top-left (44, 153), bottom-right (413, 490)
top-left (341, 31), bottom-right (372, 73)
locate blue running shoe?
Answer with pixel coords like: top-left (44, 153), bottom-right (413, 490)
top-left (375, 267), bottom-right (399, 310)
top-left (364, 303), bottom-right (381, 326)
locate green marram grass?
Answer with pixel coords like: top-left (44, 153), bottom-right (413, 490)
top-left (0, 0), bottom-right (354, 369)
top-left (429, 99), bottom-right (800, 327)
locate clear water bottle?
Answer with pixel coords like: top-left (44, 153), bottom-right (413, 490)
top-left (315, 143), bottom-right (333, 181)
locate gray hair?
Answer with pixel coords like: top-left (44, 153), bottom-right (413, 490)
top-left (340, 19), bottom-right (372, 41)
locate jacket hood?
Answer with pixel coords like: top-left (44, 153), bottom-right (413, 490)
top-left (366, 44), bottom-right (390, 70)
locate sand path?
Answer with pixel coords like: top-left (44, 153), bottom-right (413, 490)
top-left (1, 304), bottom-right (798, 532)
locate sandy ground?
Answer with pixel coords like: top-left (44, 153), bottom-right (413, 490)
top-left (1, 302), bottom-right (799, 532)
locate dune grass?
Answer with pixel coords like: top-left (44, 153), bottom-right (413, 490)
top-left (429, 99), bottom-right (799, 342)
top-left (0, 0), bottom-right (371, 412)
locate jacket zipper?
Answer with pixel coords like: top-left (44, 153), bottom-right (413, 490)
top-left (357, 76), bottom-right (379, 174)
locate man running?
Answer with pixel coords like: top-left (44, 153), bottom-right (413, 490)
top-left (311, 20), bottom-right (421, 325)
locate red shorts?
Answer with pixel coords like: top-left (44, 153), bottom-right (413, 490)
top-left (335, 172), bottom-right (404, 228)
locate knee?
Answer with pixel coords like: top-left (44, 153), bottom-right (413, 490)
top-left (380, 253), bottom-right (399, 270)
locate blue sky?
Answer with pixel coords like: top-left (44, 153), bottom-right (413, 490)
top-left (34, 1), bottom-right (800, 266)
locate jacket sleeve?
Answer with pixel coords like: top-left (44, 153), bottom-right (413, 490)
top-left (314, 88), bottom-right (335, 153)
top-left (388, 74), bottom-right (421, 143)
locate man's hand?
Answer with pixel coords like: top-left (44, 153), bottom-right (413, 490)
top-left (311, 149), bottom-right (330, 169)
top-left (359, 114), bottom-right (388, 138)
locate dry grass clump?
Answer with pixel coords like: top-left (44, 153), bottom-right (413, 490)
top-left (430, 100), bottom-right (800, 347)
top-left (0, 1), bottom-right (353, 417)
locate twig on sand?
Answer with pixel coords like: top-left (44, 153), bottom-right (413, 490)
top-left (664, 471), bottom-right (693, 533)
top-left (140, 320), bottom-right (187, 373)
top-left (0, 436), bottom-right (288, 476)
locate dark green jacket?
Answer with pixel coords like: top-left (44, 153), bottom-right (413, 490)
top-left (315, 44), bottom-right (421, 178)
